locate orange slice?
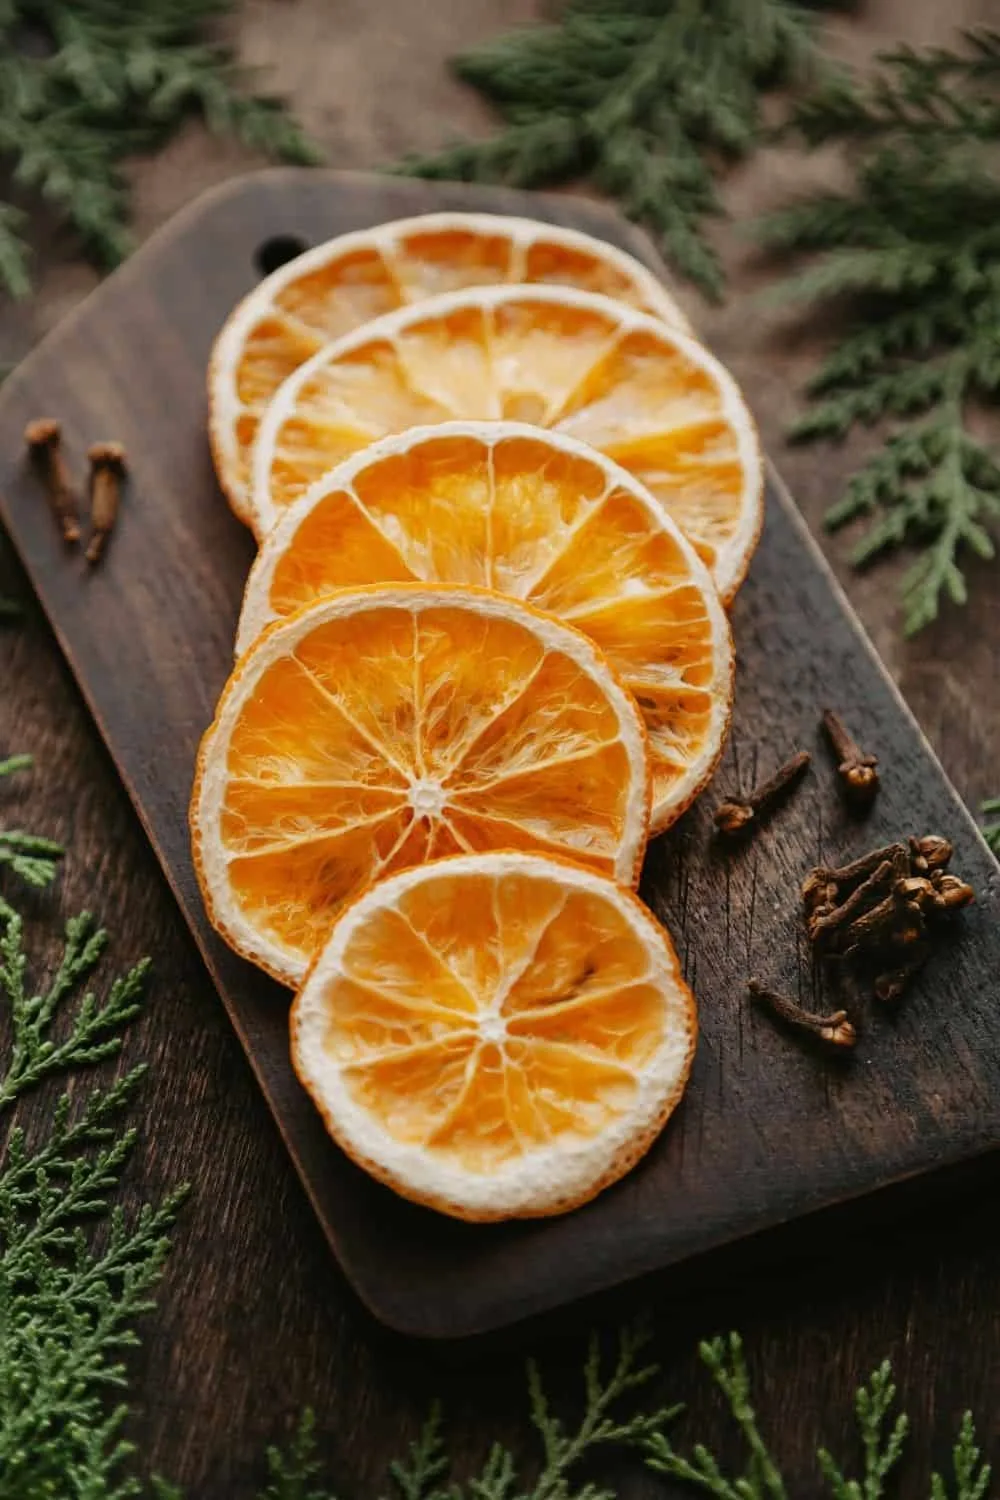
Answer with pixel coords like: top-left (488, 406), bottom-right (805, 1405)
top-left (250, 285), bottom-right (762, 601)
top-left (237, 422), bottom-right (733, 835)
top-left (209, 213), bottom-right (692, 522)
top-left (291, 851), bottom-right (697, 1220)
top-left (191, 585), bottom-right (650, 987)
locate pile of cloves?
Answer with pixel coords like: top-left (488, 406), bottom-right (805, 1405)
top-left (802, 835), bottom-right (974, 1003)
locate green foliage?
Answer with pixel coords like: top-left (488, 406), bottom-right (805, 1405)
top-left (982, 797), bottom-right (1000, 854)
top-left (0, 898), bottom-right (184, 1499)
top-left (259, 1410), bottom-right (336, 1500)
top-left (760, 30), bottom-right (1000, 634)
top-left (392, 0), bottom-right (838, 300)
top-left (817, 1361), bottom-right (907, 1500)
top-left (0, 0), bottom-right (321, 299)
top-left (643, 1332), bottom-right (990, 1500)
top-left (0, 908), bottom-right (148, 1105)
top-left (0, 753), bottom-right (63, 911)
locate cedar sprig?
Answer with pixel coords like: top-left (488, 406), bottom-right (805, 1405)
top-left (258, 1409), bottom-right (337, 1500)
top-left (982, 798), bottom-right (1000, 855)
top-left (0, 899), bottom-right (186, 1497)
top-left (760, 31), bottom-right (1000, 634)
top-left (391, 0), bottom-right (841, 300)
top-left (642, 1333), bottom-right (990, 1500)
top-left (0, 906), bottom-right (147, 1105)
top-left (0, 0), bottom-right (320, 299)
top-left (818, 1361), bottom-right (908, 1500)
top-left (0, 752), bottom-right (63, 908)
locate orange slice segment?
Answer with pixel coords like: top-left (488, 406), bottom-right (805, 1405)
top-left (291, 851), bottom-right (697, 1220)
top-left (238, 422), bottom-right (733, 834)
top-left (191, 585), bottom-right (650, 987)
top-left (251, 286), bottom-right (762, 601)
top-left (209, 213), bottom-right (692, 522)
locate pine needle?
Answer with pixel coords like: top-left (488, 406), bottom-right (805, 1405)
top-left (0, 0), bottom-right (321, 298)
top-left (391, 0), bottom-right (843, 300)
top-left (760, 30), bottom-right (1000, 634)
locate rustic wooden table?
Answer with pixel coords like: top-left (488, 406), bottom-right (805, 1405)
top-left (1, 1), bottom-right (998, 1493)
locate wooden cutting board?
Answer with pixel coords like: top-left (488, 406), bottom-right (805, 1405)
top-left (1, 170), bottom-right (997, 1339)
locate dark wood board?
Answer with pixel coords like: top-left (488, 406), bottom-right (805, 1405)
top-left (0, 168), bottom-right (997, 1340)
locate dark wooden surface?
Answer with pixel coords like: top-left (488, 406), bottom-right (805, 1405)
top-left (2, 169), bottom-right (998, 1345)
top-left (0, 1), bottom-right (998, 1494)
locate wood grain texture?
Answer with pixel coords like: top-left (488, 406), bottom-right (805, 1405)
top-left (0, 170), bottom-right (997, 1341)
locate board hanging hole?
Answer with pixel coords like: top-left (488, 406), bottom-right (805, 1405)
top-left (255, 235), bottom-right (309, 277)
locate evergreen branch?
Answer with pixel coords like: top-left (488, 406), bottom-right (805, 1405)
top-left (0, 892), bottom-right (185, 1498)
top-left (0, 0), bottom-right (319, 297)
top-left (0, 909), bottom-right (146, 1106)
top-left (643, 1336), bottom-right (990, 1500)
top-left (644, 1333), bottom-right (786, 1500)
top-left (930, 1411), bottom-right (992, 1500)
top-left (393, 0), bottom-right (843, 299)
top-left (761, 29), bottom-right (1000, 632)
top-left (260, 1409), bottom-right (337, 1500)
top-left (818, 1361), bottom-right (908, 1500)
top-left (981, 798), bottom-right (1000, 855)
top-left (388, 1405), bottom-right (451, 1500)
top-left (0, 753), bottom-right (64, 904)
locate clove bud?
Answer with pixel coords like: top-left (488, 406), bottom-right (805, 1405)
top-left (822, 710), bottom-right (879, 809)
top-left (24, 417), bottom-right (80, 544)
top-left (86, 441), bottom-right (127, 564)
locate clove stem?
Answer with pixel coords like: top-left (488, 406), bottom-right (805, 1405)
top-left (85, 441), bottom-right (127, 564)
top-left (714, 749), bottom-right (811, 837)
top-left (749, 980), bottom-right (857, 1049)
top-left (24, 418), bottom-right (80, 544)
top-left (808, 858), bottom-right (895, 942)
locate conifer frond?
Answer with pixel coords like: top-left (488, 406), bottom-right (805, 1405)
top-left (762, 31), bottom-right (1000, 631)
top-left (0, 0), bottom-right (319, 298)
top-left (393, 0), bottom-right (843, 300)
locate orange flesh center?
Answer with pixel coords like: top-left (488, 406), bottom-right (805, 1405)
top-left (260, 434), bottom-right (719, 813)
top-left (232, 231), bottom-right (664, 489)
top-left (264, 303), bottom-right (741, 572)
top-left (318, 871), bottom-right (666, 1172)
top-left (220, 604), bottom-right (639, 965)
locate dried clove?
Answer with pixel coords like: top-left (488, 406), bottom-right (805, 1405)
top-left (822, 709), bottom-right (879, 809)
top-left (930, 872), bottom-right (975, 911)
top-left (714, 750), bottom-right (811, 838)
top-left (802, 831), bottom-right (974, 1009)
top-left (24, 417), bottom-right (80, 544)
top-left (85, 441), bottom-right (127, 564)
top-left (874, 944), bottom-right (932, 1003)
top-left (909, 835), bottom-right (953, 873)
top-left (749, 979), bottom-right (857, 1050)
top-left (807, 857), bottom-right (897, 944)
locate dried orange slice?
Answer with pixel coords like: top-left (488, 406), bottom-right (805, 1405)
top-left (251, 285), bottom-right (762, 601)
top-left (291, 850), bottom-right (697, 1220)
top-left (209, 213), bottom-right (692, 522)
top-left (191, 585), bottom-right (650, 987)
top-left (237, 422), bottom-right (733, 835)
